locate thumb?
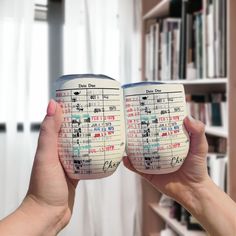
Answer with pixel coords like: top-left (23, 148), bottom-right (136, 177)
top-left (35, 99), bottom-right (62, 163)
top-left (184, 116), bottom-right (208, 157)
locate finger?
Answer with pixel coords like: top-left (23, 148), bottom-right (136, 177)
top-left (123, 156), bottom-right (138, 173)
top-left (184, 116), bottom-right (208, 157)
top-left (35, 99), bottom-right (63, 163)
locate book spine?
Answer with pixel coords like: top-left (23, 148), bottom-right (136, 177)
top-left (202, 0), bottom-right (207, 78)
top-left (154, 23), bottom-right (160, 81)
top-left (179, 0), bottom-right (188, 79)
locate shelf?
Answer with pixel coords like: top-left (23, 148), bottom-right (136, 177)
top-left (150, 203), bottom-right (207, 236)
top-left (143, 0), bottom-right (170, 20)
top-left (205, 126), bottom-right (228, 138)
top-left (144, 78), bottom-right (227, 93)
top-left (158, 78), bottom-right (227, 85)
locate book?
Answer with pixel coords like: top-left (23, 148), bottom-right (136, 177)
top-left (206, 0), bottom-right (215, 77)
top-left (186, 93), bottom-right (227, 128)
top-left (194, 12), bottom-right (203, 79)
top-left (168, 0), bottom-right (182, 18)
top-left (220, 0), bottom-right (227, 77)
top-left (154, 22), bottom-right (160, 81)
top-left (207, 153), bottom-right (228, 191)
top-left (210, 93), bottom-right (223, 126)
top-left (145, 19), bottom-right (157, 81)
top-left (179, 0), bottom-right (188, 79)
top-left (206, 0), bottom-right (227, 78)
top-left (160, 18), bottom-right (181, 80)
top-left (179, 0), bottom-right (202, 79)
top-left (145, 0), bottom-right (227, 81)
top-left (55, 75), bottom-right (190, 178)
top-left (207, 136), bottom-right (227, 154)
top-left (145, 18), bottom-right (181, 81)
top-left (145, 32), bottom-right (151, 81)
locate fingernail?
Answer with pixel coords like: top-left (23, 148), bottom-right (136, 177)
top-left (47, 99), bottom-right (57, 116)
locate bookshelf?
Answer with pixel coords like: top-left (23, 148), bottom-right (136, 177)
top-left (141, 0), bottom-right (234, 235)
top-left (150, 203), bottom-right (207, 236)
top-left (158, 78), bottom-right (226, 93)
top-left (205, 126), bottom-right (227, 138)
top-left (161, 78), bottom-right (227, 84)
top-left (143, 0), bottom-right (171, 20)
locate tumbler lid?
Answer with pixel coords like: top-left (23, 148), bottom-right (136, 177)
top-left (122, 81), bottom-right (164, 88)
top-left (58, 74), bottom-right (115, 81)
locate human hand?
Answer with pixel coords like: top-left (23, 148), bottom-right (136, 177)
top-left (20, 99), bottom-right (79, 235)
top-left (123, 116), bottom-right (210, 208)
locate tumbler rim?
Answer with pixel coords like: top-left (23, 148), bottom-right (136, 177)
top-left (58, 74), bottom-right (115, 81)
top-left (122, 81), bottom-right (164, 88)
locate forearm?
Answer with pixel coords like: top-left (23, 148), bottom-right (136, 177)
top-left (0, 195), bottom-right (67, 236)
top-left (179, 178), bottom-right (236, 236)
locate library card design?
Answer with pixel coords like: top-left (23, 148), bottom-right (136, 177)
top-left (55, 75), bottom-right (125, 179)
top-left (123, 83), bottom-right (189, 174)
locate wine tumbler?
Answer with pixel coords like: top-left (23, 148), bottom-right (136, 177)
top-left (123, 82), bottom-right (189, 174)
top-left (55, 74), bottom-right (125, 179)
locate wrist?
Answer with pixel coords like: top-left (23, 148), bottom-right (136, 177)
top-left (162, 175), bottom-right (213, 213)
top-left (18, 194), bottom-right (70, 235)
top-left (0, 194), bottom-right (69, 236)
top-left (178, 177), bottom-right (236, 235)
top-left (179, 177), bottom-right (214, 215)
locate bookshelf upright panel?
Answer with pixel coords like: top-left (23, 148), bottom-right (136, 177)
top-left (228, 0), bottom-right (236, 202)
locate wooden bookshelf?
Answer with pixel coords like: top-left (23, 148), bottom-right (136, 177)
top-left (228, 0), bottom-right (236, 202)
top-left (205, 126), bottom-right (227, 138)
top-left (162, 79), bottom-right (227, 93)
top-left (162, 78), bottom-right (227, 85)
top-left (143, 0), bottom-right (171, 20)
top-left (150, 203), bottom-right (207, 236)
top-left (141, 0), bottom-right (234, 235)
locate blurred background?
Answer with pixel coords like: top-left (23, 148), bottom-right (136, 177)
top-left (0, 0), bottom-right (142, 235)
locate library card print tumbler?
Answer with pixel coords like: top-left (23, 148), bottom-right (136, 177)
top-left (55, 74), bottom-right (126, 179)
top-left (123, 82), bottom-right (189, 174)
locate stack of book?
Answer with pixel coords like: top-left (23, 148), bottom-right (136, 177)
top-left (207, 135), bottom-right (227, 153)
top-left (185, 93), bottom-right (227, 128)
top-left (205, 0), bottom-right (227, 78)
top-left (145, 0), bottom-right (227, 81)
top-left (207, 153), bottom-right (228, 191)
top-left (145, 18), bottom-right (181, 81)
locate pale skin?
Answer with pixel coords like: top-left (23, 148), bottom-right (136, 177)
top-left (0, 100), bottom-right (236, 235)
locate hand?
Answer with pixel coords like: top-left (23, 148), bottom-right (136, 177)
top-left (123, 116), bottom-right (210, 207)
top-left (21, 99), bottom-right (79, 234)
